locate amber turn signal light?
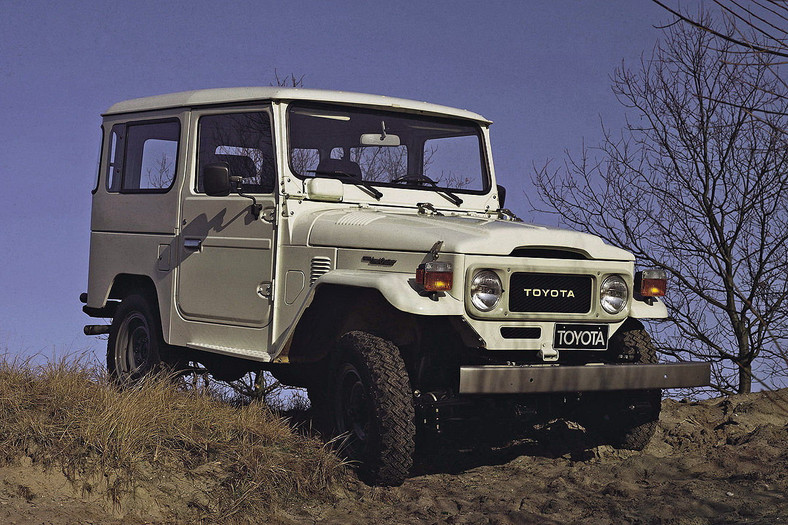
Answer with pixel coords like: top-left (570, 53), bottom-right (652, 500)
top-left (416, 261), bottom-right (453, 291)
top-left (637, 269), bottom-right (667, 297)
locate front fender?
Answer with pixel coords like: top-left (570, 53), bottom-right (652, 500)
top-left (316, 269), bottom-right (464, 316)
top-left (270, 269), bottom-right (464, 361)
top-left (629, 297), bottom-right (668, 319)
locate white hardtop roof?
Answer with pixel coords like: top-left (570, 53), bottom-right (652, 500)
top-left (104, 87), bottom-right (492, 123)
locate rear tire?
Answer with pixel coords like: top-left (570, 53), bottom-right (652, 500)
top-left (107, 294), bottom-right (167, 384)
top-left (328, 331), bottom-right (415, 486)
top-left (582, 322), bottom-right (661, 450)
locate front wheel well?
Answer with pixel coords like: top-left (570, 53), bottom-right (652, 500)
top-left (283, 285), bottom-right (468, 393)
top-left (286, 285), bottom-right (420, 365)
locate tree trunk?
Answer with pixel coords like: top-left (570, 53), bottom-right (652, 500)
top-left (738, 363), bottom-right (752, 394)
top-left (736, 323), bottom-right (752, 394)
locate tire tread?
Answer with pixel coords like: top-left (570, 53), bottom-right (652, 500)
top-left (335, 331), bottom-right (415, 486)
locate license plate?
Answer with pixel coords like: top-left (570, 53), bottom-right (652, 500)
top-left (554, 324), bottom-right (609, 350)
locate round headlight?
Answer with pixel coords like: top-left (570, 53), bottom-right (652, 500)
top-left (471, 270), bottom-right (502, 311)
top-left (600, 275), bottom-right (628, 314)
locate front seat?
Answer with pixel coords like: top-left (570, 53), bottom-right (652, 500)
top-left (315, 158), bottom-right (362, 179)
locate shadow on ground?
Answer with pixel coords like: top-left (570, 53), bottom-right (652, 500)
top-left (283, 403), bottom-right (605, 479)
top-left (411, 417), bottom-right (603, 477)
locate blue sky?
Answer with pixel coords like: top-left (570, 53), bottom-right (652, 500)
top-left (0, 0), bottom-right (680, 357)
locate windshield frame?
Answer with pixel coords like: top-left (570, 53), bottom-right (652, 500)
top-left (286, 102), bottom-right (492, 197)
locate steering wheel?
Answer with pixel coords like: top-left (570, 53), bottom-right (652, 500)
top-left (389, 175), bottom-right (438, 186)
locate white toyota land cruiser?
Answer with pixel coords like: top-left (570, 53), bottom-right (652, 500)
top-left (82, 88), bottom-right (709, 486)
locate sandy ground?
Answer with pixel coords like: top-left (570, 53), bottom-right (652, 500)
top-left (1, 389), bottom-right (786, 524)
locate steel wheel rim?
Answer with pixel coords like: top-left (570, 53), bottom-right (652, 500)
top-left (117, 312), bottom-right (150, 375)
top-left (337, 364), bottom-right (369, 453)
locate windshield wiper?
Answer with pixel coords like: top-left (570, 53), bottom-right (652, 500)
top-left (309, 170), bottom-right (383, 200)
top-left (390, 175), bottom-right (463, 206)
top-left (434, 189), bottom-right (463, 207)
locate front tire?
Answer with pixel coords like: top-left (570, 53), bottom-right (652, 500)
top-left (107, 294), bottom-right (166, 384)
top-left (329, 331), bottom-right (415, 486)
top-left (582, 321), bottom-right (662, 450)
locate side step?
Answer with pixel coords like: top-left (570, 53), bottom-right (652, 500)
top-left (186, 342), bottom-right (271, 362)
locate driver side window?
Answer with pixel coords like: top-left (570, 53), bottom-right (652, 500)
top-left (197, 112), bottom-right (275, 193)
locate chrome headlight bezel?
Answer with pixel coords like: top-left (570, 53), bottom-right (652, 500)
top-left (600, 274), bottom-right (628, 314)
top-left (470, 270), bottom-right (503, 312)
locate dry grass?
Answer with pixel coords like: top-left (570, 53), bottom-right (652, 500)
top-left (0, 355), bottom-right (347, 523)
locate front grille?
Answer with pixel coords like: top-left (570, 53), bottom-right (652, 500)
top-left (509, 273), bottom-right (592, 313)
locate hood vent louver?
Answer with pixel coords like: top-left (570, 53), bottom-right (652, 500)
top-left (510, 248), bottom-right (588, 260)
top-left (336, 212), bottom-right (383, 227)
top-left (310, 256), bottom-right (333, 285)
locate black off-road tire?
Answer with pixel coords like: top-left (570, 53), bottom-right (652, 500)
top-left (328, 331), bottom-right (415, 486)
top-left (582, 321), bottom-right (662, 450)
top-left (107, 294), bottom-right (168, 385)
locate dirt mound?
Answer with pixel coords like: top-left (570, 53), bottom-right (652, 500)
top-left (283, 390), bottom-right (788, 525)
top-left (1, 359), bottom-right (785, 524)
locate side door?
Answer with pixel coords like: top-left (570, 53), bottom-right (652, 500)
top-left (176, 109), bottom-right (277, 328)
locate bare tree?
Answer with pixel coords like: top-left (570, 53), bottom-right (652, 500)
top-left (652, 1), bottom-right (788, 129)
top-left (144, 152), bottom-right (174, 189)
top-left (533, 18), bottom-right (788, 394)
top-left (653, 1), bottom-right (788, 58)
top-left (351, 145), bottom-right (408, 182)
top-left (224, 370), bottom-right (286, 406)
top-left (272, 69), bottom-right (306, 88)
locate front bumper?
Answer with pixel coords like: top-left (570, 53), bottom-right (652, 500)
top-left (459, 362), bottom-right (710, 394)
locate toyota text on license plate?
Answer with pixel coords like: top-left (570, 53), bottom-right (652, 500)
top-left (554, 324), bottom-right (609, 350)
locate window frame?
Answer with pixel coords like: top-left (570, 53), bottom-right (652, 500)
top-left (92, 125), bottom-right (105, 195)
top-left (194, 108), bottom-right (277, 195)
top-left (286, 102), bottom-right (492, 196)
top-left (105, 118), bottom-right (181, 194)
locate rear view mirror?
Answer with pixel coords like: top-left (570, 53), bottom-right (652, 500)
top-left (203, 163), bottom-right (232, 196)
top-left (360, 133), bottom-right (401, 146)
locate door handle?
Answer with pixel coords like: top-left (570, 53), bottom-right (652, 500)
top-left (184, 239), bottom-right (202, 250)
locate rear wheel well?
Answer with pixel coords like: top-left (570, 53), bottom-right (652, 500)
top-left (109, 274), bottom-right (158, 305)
top-left (107, 274), bottom-right (166, 344)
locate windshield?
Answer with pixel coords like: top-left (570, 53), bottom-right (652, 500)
top-left (288, 103), bottom-right (489, 195)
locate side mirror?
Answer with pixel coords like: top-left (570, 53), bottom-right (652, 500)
top-left (306, 177), bottom-right (344, 202)
top-left (497, 184), bottom-right (507, 209)
top-left (203, 163), bottom-right (232, 196)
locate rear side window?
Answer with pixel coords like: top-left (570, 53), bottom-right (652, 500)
top-left (106, 119), bottom-right (180, 193)
top-left (106, 127), bottom-right (122, 191)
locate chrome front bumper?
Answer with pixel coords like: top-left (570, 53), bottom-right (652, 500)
top-left (459, 362), bottom-right (710, 394)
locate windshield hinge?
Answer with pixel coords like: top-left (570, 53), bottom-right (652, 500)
top-left (417, 202), bottom-right (443, 216)
top-left (497, 208), bottom-right (522, 222)
top-left (427, 240), bottom-right (443, 261)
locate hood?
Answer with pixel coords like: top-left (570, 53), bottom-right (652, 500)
top-left (305, 209), bottom-right (634, 261)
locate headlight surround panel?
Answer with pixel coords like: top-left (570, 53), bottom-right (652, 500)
top-left (464, 259), bottom-right (634, 321)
